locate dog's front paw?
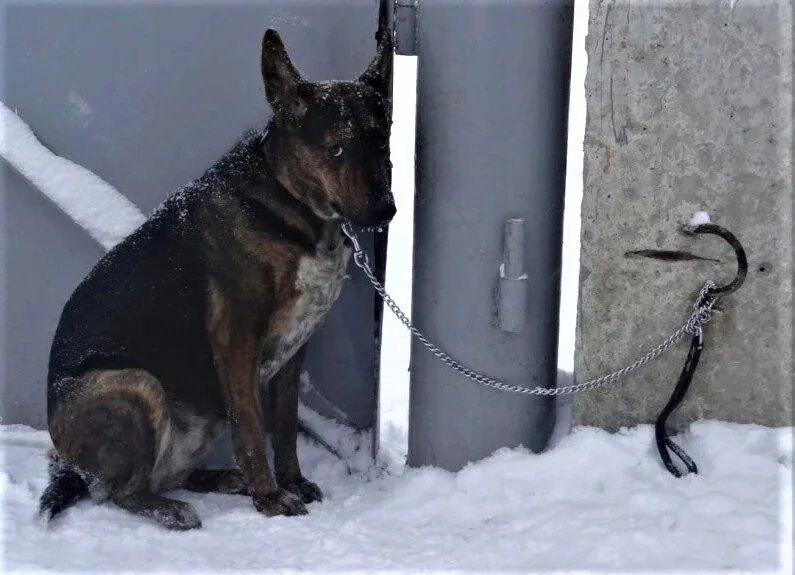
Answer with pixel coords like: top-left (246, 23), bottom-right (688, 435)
top-left (253, 489), bottom-right (307, 517)
top-left (283, 477), bottom-right (323, 504)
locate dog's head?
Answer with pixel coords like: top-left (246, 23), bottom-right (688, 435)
top-left (261, 29), bottom-right (395, 227)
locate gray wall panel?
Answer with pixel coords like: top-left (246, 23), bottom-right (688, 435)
top-left (1, 1), bottom-right (383, 436)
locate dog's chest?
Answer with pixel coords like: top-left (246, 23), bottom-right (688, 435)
top-left (260, 235), bottom-right (350, 380)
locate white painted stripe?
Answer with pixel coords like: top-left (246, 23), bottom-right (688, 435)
top-left (0, 101), bottom-right (145, 250)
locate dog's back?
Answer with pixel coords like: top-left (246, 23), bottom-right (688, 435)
top-left (48, 185), bottom-right (222, 420)
top-left (41, 137), bottom-right (262, 529)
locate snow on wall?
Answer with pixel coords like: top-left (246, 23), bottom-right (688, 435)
top-left (0, 101), bottom-right (145, 250)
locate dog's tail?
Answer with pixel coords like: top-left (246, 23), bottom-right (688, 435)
top-left (39, 451), bottom-right (89, 522)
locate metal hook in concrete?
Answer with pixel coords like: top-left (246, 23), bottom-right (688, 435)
top-left (681, 223), bottom-right (748, 297)
top-left (625, 222), bottom-right (747, 299)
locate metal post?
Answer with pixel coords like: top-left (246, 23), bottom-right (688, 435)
top-left (407, 0), bottom-right (574, 470)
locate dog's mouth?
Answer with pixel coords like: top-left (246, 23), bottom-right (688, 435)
top-left (360, 205), bottom-right (396, 228)
top-left (376, 213), bottom-right (397, 227)
top-left (334, 202), bottom-right (395, 228)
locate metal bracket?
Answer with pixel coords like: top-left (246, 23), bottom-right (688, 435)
top-left (498, 218), bottom-right (528, 333)
top-left (394, 0), bottom-right (417, 55)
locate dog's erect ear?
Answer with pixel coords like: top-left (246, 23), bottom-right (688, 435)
top-left (261, 29), bottom-right (306, 115)
top-left (358, 30), bottom-right (393, 93)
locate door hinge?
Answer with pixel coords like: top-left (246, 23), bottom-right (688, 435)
top-left (394, 0), bottom-right (417, 56)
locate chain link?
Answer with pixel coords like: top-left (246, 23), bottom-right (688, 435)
top-left (342, 223), bottom-right (718, 396)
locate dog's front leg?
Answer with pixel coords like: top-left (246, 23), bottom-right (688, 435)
top-left (269, 345), bottom-right (323, 504)
top-left (215, 334), bottom-right (306, 516)
top-left (208, 291), bottom-right (306, 517)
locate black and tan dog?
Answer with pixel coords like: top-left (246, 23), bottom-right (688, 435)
top-left (38, 28), bottom-right (394, 530)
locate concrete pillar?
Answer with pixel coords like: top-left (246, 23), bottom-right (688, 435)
top-left (408, 0), bottom-right (574, 470)
top-left (575, 0), bottom-right (792, 429)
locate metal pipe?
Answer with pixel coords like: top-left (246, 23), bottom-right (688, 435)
top-left (407, 0), bottom-right (574, 470)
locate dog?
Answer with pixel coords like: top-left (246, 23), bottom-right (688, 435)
top-left (38, 28), bottom-right (394, 530)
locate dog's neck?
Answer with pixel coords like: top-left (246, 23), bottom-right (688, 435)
top-left (232, 128), bottom-right (337, 251)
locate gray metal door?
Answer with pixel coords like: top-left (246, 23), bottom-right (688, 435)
top-left (0, 1), bottom-right (385, 454)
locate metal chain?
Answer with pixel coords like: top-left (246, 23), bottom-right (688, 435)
top-left (342, 223), bottom-right (718, 396)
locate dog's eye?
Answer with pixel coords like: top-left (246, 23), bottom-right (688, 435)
top-left (327, 145), bottom-right (344, 158)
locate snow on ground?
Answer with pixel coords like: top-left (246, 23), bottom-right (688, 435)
top-left (0, 421), bottom-right (791, 573)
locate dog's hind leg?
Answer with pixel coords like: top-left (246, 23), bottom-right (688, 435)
top-left (181, 469), bottom-right (250, 495)
top-left (112, 491), bottom-right (201, 530)
top-left (48, 369), bottom-right (201, 530)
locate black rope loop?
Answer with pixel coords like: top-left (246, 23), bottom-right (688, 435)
top-left (654, 334), bottom-right (703, 477)
top-left (655, 223), bottom-right (747, 478)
